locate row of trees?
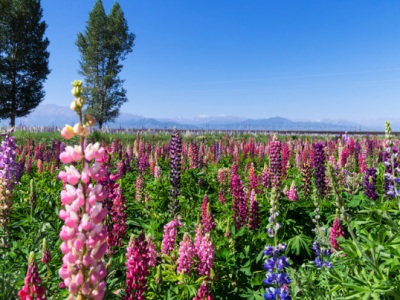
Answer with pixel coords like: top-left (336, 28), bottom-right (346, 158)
top-left (0, 0), bottom-right (134, 128)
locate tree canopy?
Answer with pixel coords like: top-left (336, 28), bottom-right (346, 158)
top-left (76, 0), bottom-right (135, 129)
top-left (0, 0), bottom-right (50, 127)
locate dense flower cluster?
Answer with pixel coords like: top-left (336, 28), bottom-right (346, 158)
top-left (231, 174), bottom-right (248, 230)
top-left (330, 216), bottom-right (345, 251)
top-left (196, 231), bottom-right (215, 278)
top-left (313, 142), bottom-right (326, 196)
top-left (177, 232), bottom-right (196, 274)
top-left (169, 129), bottom-right (182, 216)
top-left (363, 167), bottom-right (378, 200)
top-left (263, 245), bottom-right (291, 300)
top-left (249, 189), bottom-right (260, 230)
top-left (161, 217), bottom-right (183, 254)
top-left (269, 137), bottom-right (282, 195)
top-left (0, 130), bottom-right (18, 237)
top-left (18, 252), bottom-right (46, 299)
top-left (283, 181), bottom-right (298, 202)
top-left (193, 281), bottom-right (214, 300)
top-left (124, 232), bottom-right (151, 300)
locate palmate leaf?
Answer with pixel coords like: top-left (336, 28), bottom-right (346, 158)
top-left (286, 233), bottom-right (312, 257)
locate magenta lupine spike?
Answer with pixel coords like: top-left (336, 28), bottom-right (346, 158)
top-left (146, 234), bottom-right (158, 268)
top-left (193, 281), bottom-right (214, 300)
top-left (124, 233), bottom-right (150, 300)
top-left (230, 174), bottom-right (248, 230)
top-left (161, 217), bottom-right (183, 255)
top-left (269, 136), bottom-right (282, 196)
top-left (202, 195), bottom-right (215, 232)
top-left (249, 190), bottom-right (260, 230)
top-left (197, 233), bottom-right (215, 278)
top-left (177, 232), bottom-right (196, 274)
top-left (18, 252), bottom-right (46, 300)
top-left (108, 185), bottom-right (127, 250)
top-left (261, 164), bottom-right (271, 189)
top-left (330, 216), bottom-right (345, 251)
top-left (189, 142), bottom-right (199, 169)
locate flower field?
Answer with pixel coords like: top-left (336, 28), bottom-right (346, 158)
top-left (1, 92), bottom-right (400, 299)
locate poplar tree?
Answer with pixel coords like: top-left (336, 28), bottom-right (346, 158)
top-left (76, 0), bottom-right (134, 129)
top-left (0, 0), bottom-right (50, 127)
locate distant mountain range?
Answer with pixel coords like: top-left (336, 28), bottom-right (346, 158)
top-left (0, 104), bottom-right (395, 132)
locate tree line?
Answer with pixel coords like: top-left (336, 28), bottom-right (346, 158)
top-left (0, 0), bottom-right (134, 129)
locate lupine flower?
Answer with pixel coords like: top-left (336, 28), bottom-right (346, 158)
top-left (269, 136), bottom-right (282, 196)
top-left (363, 167), bottom-right (378, 200)
top-left (330, 216), bottom-right (345, 251)
top-left (58, 81), bottom-right (107, 299)
top-left (196, 233), bottom-right (215, 278)
top-left (124, 233), bottom-right (150, 300)
top-left (161, 217), bottom-right (182, 255)
top-left (154, 164), bottom-right (161, 179)
top-left (193, 281), bottom-right (214, 300)
top-left (263, 244), bottom-right (291, 300)
top-left (231, 174), bottom-right (248, 230)
top-left (248, 163), bottom-right (259, 194)
top-left (107, 185), bottom-right (127, 250)
top-left (313, 142), bottom-right (326, 197)
top-left (261, 164), bottom-right (271, 189)
top-left (135, 174), bottom-right (145, 202)
top-left (284, 181), bottom-right (298, 202)
top-left (177, 232), bottom-right (196, 274)
top-left (249, 189), bottom-right (260, 230)
top-left (41, 238), bottom-right (51, 264)
top-left (18, 252), bottom-right (46, 300)
top-left (301, 162), bottom-right (312, 197)
top-left (201, 195), bottom-right (215, 232)
top-left (0, 130), bottom-right (18, 236)
top-left (312, 242), bottom-right (332, 268)
top-left (146, 234), bottom-right (157, 268)
top-left (169, 129), bottom-right (182, 217)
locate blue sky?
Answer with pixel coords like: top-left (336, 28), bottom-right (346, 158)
top-left (41, 0), bottom-right (400, 125)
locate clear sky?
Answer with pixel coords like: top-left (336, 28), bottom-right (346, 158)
top-left (41, 0), bottom-right (400, 124)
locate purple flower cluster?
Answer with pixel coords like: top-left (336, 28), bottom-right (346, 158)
top-left (0, 130), bottom-right (18, 189)
top-left (169, 129), bottom-right (182, 216)
top-left (263, 245), bottom-right (291, 300)
top-left (312, 242), bottom-right (332, 268)
top-left (313, 142), bottom-right (326, 196)
top-left (177, 232), bottom-right (196, 274)
top-left (363, 167), bottom-right (378, 200)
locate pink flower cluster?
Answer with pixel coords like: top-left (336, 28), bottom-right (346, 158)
top-left (161, 217), bottom-right (183, 254)
top-left (124, 232), bottom-right (154, 300)
top-left (283, 181), bottom-right (298, 202)
top-left (195, 226), bottom-right (215, 278)
top-left (177, 233), bottom-right (196, 274)
top-left (193, 281), bottom-right (214, 300)
top-left (58, 142), bottom-right (108, 299)
top-left (330, 216), bottom-right (345, 251)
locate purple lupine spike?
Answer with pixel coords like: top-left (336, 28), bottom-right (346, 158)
top-left (177, 232), bottom-right (196, 274)
top-left (313, 142), bottom-right (326, 196)
top-left (169, 129), bottom-right (182, 217)
top-left (363, 167), bottom-right (378, 200)
top-left (161, 218), bottom-right (182, 255)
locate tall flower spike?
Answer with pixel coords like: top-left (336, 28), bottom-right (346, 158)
top-left (169, 128), bottom-right (182, 217)
top-left (18, 252), bottom-right (46, 300)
